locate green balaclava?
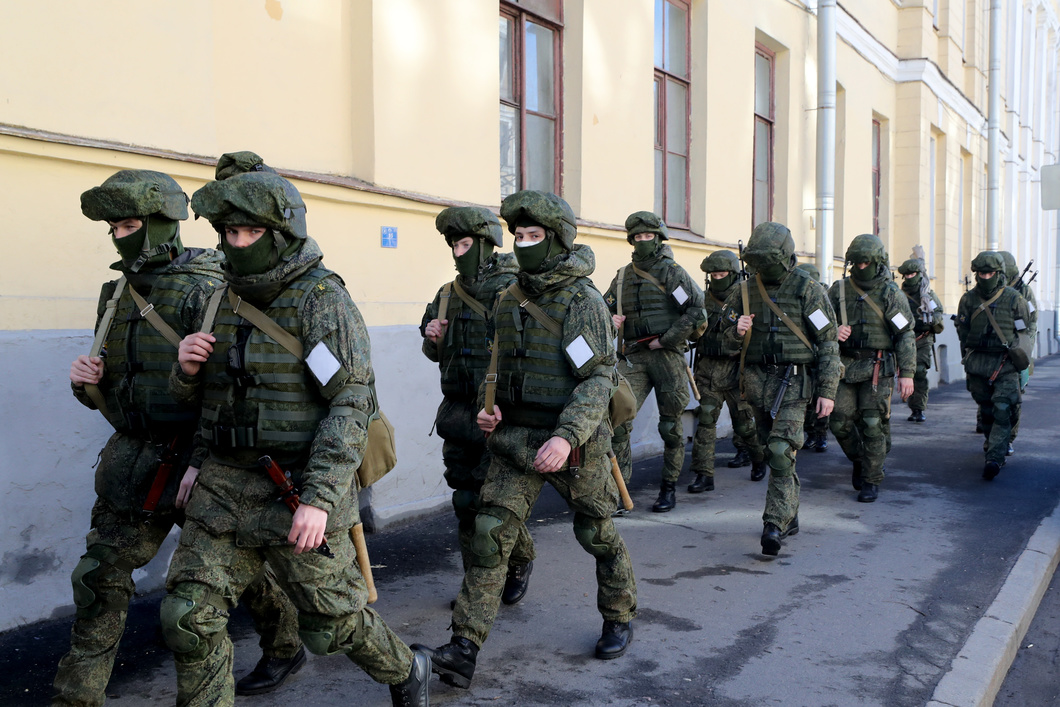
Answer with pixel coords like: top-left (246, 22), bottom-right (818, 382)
top-left (701, 250), bottom-right (741, 295)
top-left (500, 190), bottom-right (578, 272)
top-left (633, 235), bottom-right (659, 260)
top-left (512, 219), bottom-right (556, 274)
top-left (743, 222), bottom-right (796, 285)
top-left (435, 206), bottom-right (504, 280)
top-left (220, 226), bottom-right (293, 276)
top-left (897, 258), bottom-right (924, 295)
top-left (110, 216), bottom-right (181, 270)
top-left (971, 251), bottom-right (1006, 298)
top-left (454, 238), bottom-right (491, 278)
top-left (625, 211), bottom-right (667, 262)
top-left (846, 233), bottom-right (888, 284)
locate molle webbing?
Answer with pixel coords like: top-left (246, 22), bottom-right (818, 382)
top-left (437, 280), bottom-right (493, 400)
top-left (839, 279), bottom-right (895, 351)
top-left (742, 272), bottom-right (816, 365)
top-left (618, 262), bottom-right (681, 341)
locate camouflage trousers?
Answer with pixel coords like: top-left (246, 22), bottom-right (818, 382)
top-left (612, 347), bottom-right (691, 483)
top-left (689, 382), bottom-right (763, 477)
top-left (52, 500), bottom-right (299, 707)
top-left (829, 376), bottom-right (896, 485)
top-left (734, 365), bottom-right (810, 531)
top-left (452, 423), bottom-right (637, 648)
top-left (803, 398), bottom-right (829, 436)
top-left (967, 372), bottom-right (1022, 464)
top-left (435, 396), bottom-right (535, 572)
top-left (165, 521), bottom-right (412, 706)
top-left (908, 340), bottom-right (933, 412)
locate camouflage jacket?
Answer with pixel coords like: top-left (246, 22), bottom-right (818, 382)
top-left (828, 275), bottom-right (917, 381)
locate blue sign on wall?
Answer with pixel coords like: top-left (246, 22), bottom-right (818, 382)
top-left (381, 226), bottom-right (398, 248)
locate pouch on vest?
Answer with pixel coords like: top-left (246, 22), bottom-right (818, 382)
top-left (356, 411), bottom-right (397, 488)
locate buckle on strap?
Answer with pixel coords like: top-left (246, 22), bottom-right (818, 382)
top-left (485, 373), bottom-right (498, 384)
top-left (138, 302), bottom-right (155, 318)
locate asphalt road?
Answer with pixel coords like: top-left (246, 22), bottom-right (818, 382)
top-left (3, 357), bottom-right (1059, 706)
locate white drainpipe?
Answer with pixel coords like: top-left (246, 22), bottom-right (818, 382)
top-left (816, 0), bottom-right (837, 283)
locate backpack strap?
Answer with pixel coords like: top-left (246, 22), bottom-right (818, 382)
top-left (630, 263), bottom-right (667, 293)
top-left (755, 274), bottom-right (814, 351)
top-left (228, 289), bottom-right (304, 359)
top-left (437, 282), bottom-right (452, 325)
top-left (83, 276), bottom-right (127, 421)
top-left (128, 286), bottom-right (183, 348)
top-left (199, 286), bottom-right (226, 334)
top-left (839, 274), bottom-right (849, 327)
top-left (452, 279), bottom-right (489, 318)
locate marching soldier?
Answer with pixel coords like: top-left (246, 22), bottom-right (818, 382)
top-left (897, 256), bottom-right (944, 423)
top-left (999, 251), bottom-right (1037, 453)
top-left (795, 262), bottom-right (830, 452)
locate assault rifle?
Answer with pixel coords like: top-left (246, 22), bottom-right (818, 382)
top-left (737, 240), bottom-right (749, 280)
top-left (1018, 259), bottom-right (1034, 284)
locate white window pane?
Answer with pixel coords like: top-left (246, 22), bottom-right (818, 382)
top-left (500, 17), bottom-right (514, 103)
top-left (525, 22), bottom-right (554, 115)
top-left (666, 79), bottom-right (687, 153)
top-left (654, 0), bottom-right (664, 68)
top-left (755, 53), bottom-right (771, 118)
top-left (667, 1), bottom-right (688, 78)
top-left (754, 118), bottom-right (769, 177)
top-left (500, 104), bottom-right (520, 198)
top-left (666, 154), bottom-right (687, 224)
top-left (754, 181), bottom-right (770, 227)
top-left (654, 78), bottom-right (662, 147)
top-left (655, 148), bottom-right (665, 216)
top-left (872, 122), bottom-right (880, 166)
top-left (526, 113), bottom-right (555, 192)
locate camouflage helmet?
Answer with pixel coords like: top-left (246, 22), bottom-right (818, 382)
top-left (624, 211), bottom-right (669, 244)
top-left (897, 258), bottom-right (926, 277)
top-left (845, 233), bottom-right (888, 268)
top-left (500, 190), bottom-right (577, 250)
top-left (744, 221), bottom-right (796, 268)
top-left (81, 170), bottom-right (189, 223)
top-left (191, 172), bottom-right (307, 239)
top-left (215, 151), bottom-right (277, 181)
top-left (436, 206), bottom-right (503, 248)
top-left (795, 262), bottom-right (821, 282)
top-left (999, 251), bottom-right (1019, 282)
top-left (970, 250), bottom-right (1005, 274)
top-left (701, 249), bottom-right (740, 273)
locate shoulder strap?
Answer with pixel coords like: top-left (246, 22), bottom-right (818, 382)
top-left (846, 278), bottom-right (887, 322)
top-left (128, 286), bottom-right (183, 348)
top-left (507, 283), bottom-right (564, 337)
top-left (228, 289), bottom-right (304, 360)
top-left (437, 282), bottom-right (452, 325)
top-left (970, 288), bottom-right (1005, 323)
top-left (630, 263), bottom-right (667, 293)
top-left (483, 327), bottom-right (501, 414)
top-left (755, 274), bottom-right (814, 351)
top-left (452, 279), bottom-right (489, 318)
top-left (737, 279), bottom-right (751, 390)
top-left (83, 276), bottom-right (127, 421)
top-left (615, 266), bottom-right (627, 319)
top-left (839, 276), bottom-right (848, 326)
top-left (200, 286), bottom-right (226, 334)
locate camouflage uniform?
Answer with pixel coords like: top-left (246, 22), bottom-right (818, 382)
top-left (163, 172), bottom-right (426, 707)
top-left (827, 235), bottom-right (916, 499)
top-left (420, 207), bottom-right (534, 576)
top-left (796, 263), bottom-right (830, 451)
top-left (1000, 251), bottom-right (1037, 443)
top-left (54, 171), bottom-right (299, 707)
top-left (719, 223), bottom-right (840, 555)
top-left (689, 250), bottom-right (764, 488)
top-left (897, 258), bottom-right (945, 417)
top-left (956, 251), bottom-right (1033, 478)
top-left (604, 212), bottom-right (705, 512)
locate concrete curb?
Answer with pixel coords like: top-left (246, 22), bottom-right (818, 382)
top-left (927, 501), bottom-right (1060, 707)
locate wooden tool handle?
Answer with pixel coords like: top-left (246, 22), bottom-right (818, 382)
top-left (609, 453), bottom-right (634, 511)
top-left (351, 523), bottom-right (378, 604)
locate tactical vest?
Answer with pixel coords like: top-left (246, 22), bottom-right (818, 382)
top-left (438, 282), bottom-right (495, 401)
top-left (966, 288), bottom-right (1020, 353)
top-left (199, 267), bottom-right (337, 464)
top-left (619, 260), bottom-right (682, 340)
top-left (697, 290), bottom-right (732, 358)
top-left (837, 280), bottom-right (898, 351)
top-left (97, 274), bottom-right (203, 436)
top-left (744, 272), bottom-right (816, 364)
top-left (1015, 282), bottom-right (1038, 329)
top-left (492, 279), bottom-right (583, 428)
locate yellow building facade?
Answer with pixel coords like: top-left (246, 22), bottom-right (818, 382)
top-left (1, 0), bottom-right (1057, 628)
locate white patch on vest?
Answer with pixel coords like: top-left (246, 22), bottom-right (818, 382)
top-left (1015, 319), bottom-right (1027, 331)
top-left (566, 335), bottom-right (595, 369)
top-left (306, 341), bottom-right (342, 385)
top-left (808, 308), bottom-right (830, 331)
top-left (672, 285), bottom-right (689, 305)
top-left (890, 312), bottom-right (909, 330)
top-left (1028, 302), bottom-right (1036, 313)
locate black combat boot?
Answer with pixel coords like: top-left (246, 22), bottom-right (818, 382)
top-left (410, 637), bottom-right (478, 689)
top-left (595, 620), bottom-right (633, 659)
top-left (727, 448), bottom-right (752, 468)
top-left (851, 460), bottom-right (863, 490)
top-left (983, 460), bottom-right (1003, 480)
top-left (389, 650), bottom-right (430, 707)
top-left (235, 647), bottom-right (307, 696)
top-left (857, 483), bottom-right (879, 503)
top-left (750, 459), bottom-right (767, 482)
top-left (687, 474), bottom-right (714, 493)
top-left (802, 434), bottom-right (817, 450)
top-left (761, 516), bottom-right (799, 556)
top-left (652, 481), bottom-right (676, 512)
top-left (907, 409), bottom-right (926, 422)
top-left (815, 433), bottom-right (828, 452)
top-left (501, 561), bottom-right (533, 605)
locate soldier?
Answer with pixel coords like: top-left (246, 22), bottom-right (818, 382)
top-left (955, 251), bottom-right (1032, 480)
top-left (604, 211), bottom-right (706, 512)
top-left (827, 235), bottom-right (916, 503)
top-left (999, 251), bottom-right (1037, 453)
top-left (420, 206), bottom-right (535, 605)
top-left (413, 191), bottom-right (638, 691)
top-left (719, 222), bottom-right (840, 555)
top-left (164, 171), bottom-right (429, 706)
top-left (796, 263), bottom-right (830, 452)
top-left (56, 170), bottom-right (302, 707)
top-left (897, 256), bottom-right (944, 423)
top-left (687, 250), bottom-right (767, 493)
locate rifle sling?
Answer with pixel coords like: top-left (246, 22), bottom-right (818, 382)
top-left (845, 278), bottom-right (887, 322)
top-left (83, 276), bottom-right (129, 422)
top-left (228, 288), bottom-right (304, 359)
top-left (452, 279), bottom-right (489, 318)
top-left (755, 274), bottom-right (814, 352)
top-left (129, 286), bottom-right (183, 348)
top-left (630, 263), bottom-right (667, 293)
top-left (615, 267), bottom-right (625, 355)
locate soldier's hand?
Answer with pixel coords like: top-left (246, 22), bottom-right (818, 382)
top-left (176, 467), bottom-right (199, 508)
top-left (897, 377), bottom-right (914, 402)
top-left (534, 436), bottom-right (572, 473)
top-left (425, 318), bottom-right (447, 344)
top-left (289, 503), bottom-right (328, 555)
top-left (647, 338), bottom-right (663, 350)
top-left (612, 314), bottom-right (626, 329)
top-left (178, 332), bottom-right (215, 376)
top-left (736, 314), bottom-right (754, 335)
top-left (477, 406), bottom-right (502, 433)
top-left (816, 397), bottom-right (835, 417)
top-left (837, 324), bottom-right (852, 342)
top-left (70, 355), bottom-right (104, 386)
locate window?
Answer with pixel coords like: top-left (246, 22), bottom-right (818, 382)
top-left (871, 119), bottom-right (881, 236)
top-left (500, 3), bottom-right (562, 199)
top-left (654, 0), bottom-right (690, 227)
top-left (753, 45), bottom-right (775, 228)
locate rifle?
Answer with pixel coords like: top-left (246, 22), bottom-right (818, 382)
top-left (257, 455), bottom-right (335, 558)
top-left (871, 350), bottom-right (884, 392)
top-left (769, 364), bottom-right (794, 419)
top-left (1026, 270), bottom-right (1038, 286)
top-left (737, 240), bottom-right (749, 280)
top-left (141, 435), bottom-right (183, 523)
top-left (1017, 259), bottom-right (1034, 284)
top-left (988, 352), bottom-right (1008, 385)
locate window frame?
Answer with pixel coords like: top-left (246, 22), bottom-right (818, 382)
top-left (500, 3), bottom-right (563, 199)
top-left (752, 43), bottom-right (775, 229)
top-left (871, 119), bottom-right (881, 236)
top-left (653, 0), bottom-right (691, 229)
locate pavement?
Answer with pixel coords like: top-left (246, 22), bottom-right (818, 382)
top-left (3, 357), bottom-right (1059, 706)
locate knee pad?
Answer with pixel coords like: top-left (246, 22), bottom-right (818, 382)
top-left (573, 514), bottom-right (617, 559)
top-left (829, 416), bottom-right (853, 440)
top-left (160, 583), bottom-right (229, 660)
top-left (993, 401), bottom-right (1011, 422)
top-left (766, 439), bottom-right (793, 475)
top-left (452, 489), bottom-right (478, 526)
top-left (299, 611), bottom-right (364, 656)
top-left (71, 545), bottom-right (132, 619)
top-left (470, 507), bottom-right (512, 569)
top-left (658, 416), bottom-right (683, 448)
top-left (862, 412), bottom-right (883, 439)
top-left (697, 403), bottom-right (719, 426)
